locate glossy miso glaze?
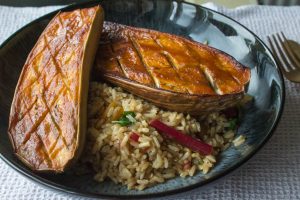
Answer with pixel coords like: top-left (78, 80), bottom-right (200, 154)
top-left (96, 22), bottom-right (250, 96)
top-left (8, 6), bottom-right (103, 172)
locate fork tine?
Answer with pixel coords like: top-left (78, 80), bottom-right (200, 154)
top-left (267, 36), bottom-right (288, 74)
top-left (276, 60), bottom-right (289, 76)
top-left (267, 35), bottom-right (289, 74)
top-left (271, 34), bottom-right (294, 72)
top-left (278, 32), bottom-right (300, 69)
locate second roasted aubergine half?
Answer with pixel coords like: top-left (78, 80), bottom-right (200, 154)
top-left (95, 22), bottom-right (251, 114)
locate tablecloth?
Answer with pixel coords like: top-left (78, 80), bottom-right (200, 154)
top-left (0, 3), bottom-right (300, 200)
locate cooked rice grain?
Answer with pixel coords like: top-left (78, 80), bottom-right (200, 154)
top-left (83, 83), bottom-right (237, 190)
top-left (233, 135), bottom-right (246, 147)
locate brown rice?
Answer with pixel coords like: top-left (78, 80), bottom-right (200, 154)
top-left (81, 82), bottom-right (243, 190)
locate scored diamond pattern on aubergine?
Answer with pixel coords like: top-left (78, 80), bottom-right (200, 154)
top-left (99, 23), bottom-right (248, 96)
top-left (11, 8), bottom-right (95, 169)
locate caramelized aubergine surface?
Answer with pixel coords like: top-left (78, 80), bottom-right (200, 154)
top-left (8, 6), bottom-right (104, 172)
top-left (95, 22), bottom-right (251, 114)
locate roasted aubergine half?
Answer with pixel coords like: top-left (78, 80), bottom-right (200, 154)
top-left (8, 6), bottom-right (104, 172)
top-left (95, 22), bottom-right (251, 114)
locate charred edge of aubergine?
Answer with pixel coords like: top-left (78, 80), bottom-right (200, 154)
top-left (99, 74), bottom-right (246, 115)
top-left (67, 5), bottom-right (104, 173)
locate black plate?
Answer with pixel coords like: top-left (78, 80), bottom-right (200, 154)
top-left (0, 0), bottom-right (284, 198)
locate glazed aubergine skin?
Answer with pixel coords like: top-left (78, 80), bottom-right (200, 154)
top-left (95, 22), bottom-right (251, 114)
top-left (8, 6), bottom-right (104, 172)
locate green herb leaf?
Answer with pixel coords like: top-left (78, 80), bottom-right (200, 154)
top-left (112, 111), bottom-right (136, 126)
top-left (228, 118), bottom-right (238, 130)
top-left (123, 111), bottom-right (136, 117)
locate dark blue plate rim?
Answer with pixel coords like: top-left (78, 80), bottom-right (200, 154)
top-left (0, 0), bottom-right (285, 199)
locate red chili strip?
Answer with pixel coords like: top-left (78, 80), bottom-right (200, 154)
top-left (149, 119), bottom-right (213, 155)
top-left (130, 132), bottom-right (140, 142)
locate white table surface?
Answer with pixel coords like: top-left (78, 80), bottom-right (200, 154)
top-left (0, 3), bottom-right (300, 200)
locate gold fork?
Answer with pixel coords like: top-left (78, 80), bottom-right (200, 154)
top-left (267, 32), bottom-right (300, 82)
